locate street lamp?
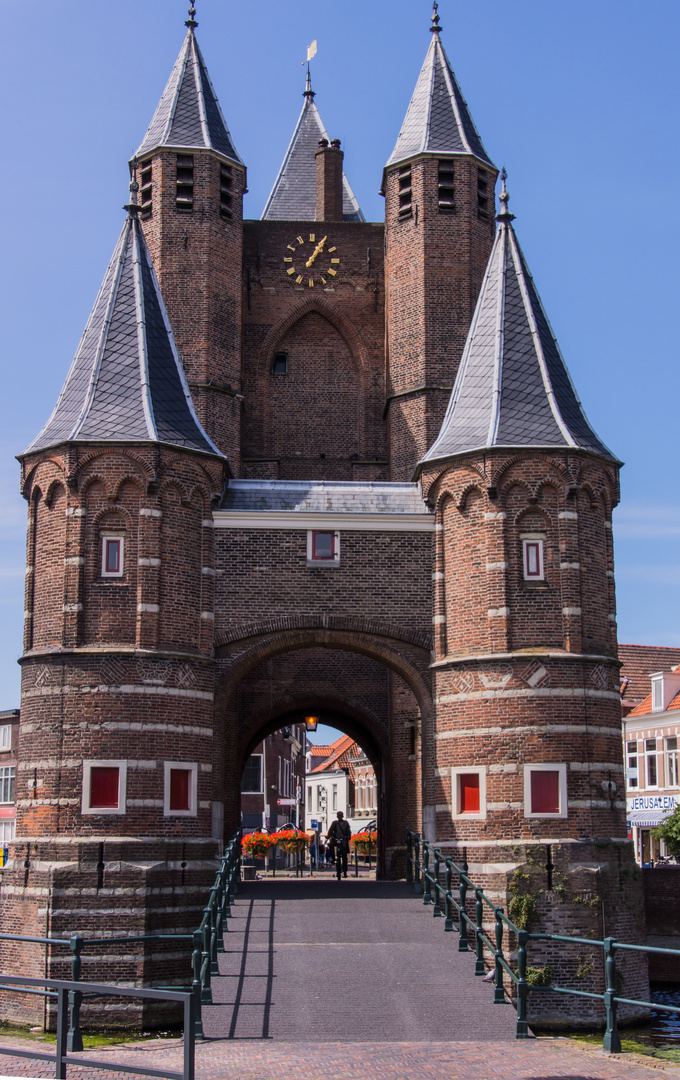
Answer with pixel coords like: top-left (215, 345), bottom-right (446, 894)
top-left (304, 715), bottom-right (319, 733)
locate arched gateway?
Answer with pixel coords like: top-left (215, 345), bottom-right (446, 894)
top-left (2, 5), bottom-right (648, 1026)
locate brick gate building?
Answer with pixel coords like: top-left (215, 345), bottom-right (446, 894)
top-left (2, 3), bottom-right (646, 1021)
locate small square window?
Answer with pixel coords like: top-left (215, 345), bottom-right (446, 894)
top-left (521, 536), bottom-right (545, 581)
top-left (307, 530), bottom-right (340, 566)
top-left (451, 767), bottom-right (486, 819)
top-left (82, 760), bottom-right (126, 815)
top-left (164, 762), bottom-right (197, 816)
top-left (271, 352), bottom-right (288, 375)
top-left (101, 535), bottom-right (124, 578)
top-left (523, 764), bottom-right (567, 818)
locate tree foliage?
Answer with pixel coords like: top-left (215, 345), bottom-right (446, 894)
top-left (652, 804), bottom-right (680, 856)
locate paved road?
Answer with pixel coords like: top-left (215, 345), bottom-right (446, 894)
top-left (203, 878), bottom-right (517, 1042)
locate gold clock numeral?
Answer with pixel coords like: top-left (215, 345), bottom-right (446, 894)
top-left (284, 257), bottom-right (293, 263)
top-left (321, 276), bottom-right (327, 284)
top-left (287, 267), bottom-right (296, 276)
top-left (328, 246), bottom-right (337, 253)
top-left (328, 268), bottom-right (337, 277)
top-left (309, 278), bottom-right (314, 288)
top-left (295, 274), bottom-right (303, 284)
top-left (309, 233), bottom-right (316, 242)
top-left (287, 244), bottom-right (296, 252)
top-left (330, 258), bottom-right (340, 264)
top-left (296, 236), bottom-right (304, 245)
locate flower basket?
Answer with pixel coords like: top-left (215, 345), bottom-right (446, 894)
top-left (241, 831), bottom-right (275, 860)
top-left (274, 828), bottom-right (309, 853)
top-left (350, 830), bottom-right (377, 855)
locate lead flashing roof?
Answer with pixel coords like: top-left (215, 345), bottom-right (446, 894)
top-left (386, 32), bottom-right (494, 170)
top-left (134, 28), bottom-right (242, 164)
top-left (221, 480), bottom-right (430, 515)
top-left (420, 205), bottom-right (617, 468)
top-left (262, 82), bottom-right (364, 222)
top-left (23, 209), bottom-right (223, 459)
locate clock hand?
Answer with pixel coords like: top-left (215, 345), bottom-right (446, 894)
top-left (305, 235), bottom-right (327, 268)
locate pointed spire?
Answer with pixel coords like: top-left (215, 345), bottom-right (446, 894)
top-left (23, 190), bottom-right (224, 461)
top-left (134, 23), bottom-right (242, 164)
top-left (385, 15), bottom-right (494, 169)
top-left (496, 167), bottom-right (515, 222)
top-left (262, 76), bottom-right (364, 222)
top-left (419, 182), bottom-right (617, 469)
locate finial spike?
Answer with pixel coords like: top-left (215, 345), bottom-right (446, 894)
top-left (125, 161), bottom-right (140, 216)
top-left (430, 1), bottom-right (442, 34)
top-left (303, 69), bottom-right (315, 98)
top-left (496, 167), bottom-right (516, 223)
top-left (185, 2), bottom-right (197, 30)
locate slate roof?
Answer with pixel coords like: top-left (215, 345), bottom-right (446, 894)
top-left (23, 204), bottom-right (223, 459)
top-left (385, 29), bottom-right (494, 170)
top-left (619, 645), bottom-right (680, 712)
top-left (220, 479), bottom-right (430, 514)
top-left (134, 27), bottom-right (242, 163)
top-left (419, 184), bottom-right (617, 469)
top-left (262, 77), bottom-right (364, 222)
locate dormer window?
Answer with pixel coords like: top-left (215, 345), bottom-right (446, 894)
top-left (397, 165), bottom-right (412, 220)
top-left (650, 671), bottom-right (680, 712)
top-left (438, 161), bottom-right (455, 212)
top-left (101, 534), bottom-right (124, 578)
top-left (652, 677), bottom-right (663, 711)
top-left (176, 155), bottom-right (194, 212)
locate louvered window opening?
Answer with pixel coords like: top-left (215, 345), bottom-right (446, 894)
top-left (477, 168), bottom-right (489, 220)
top-left (176, 154), bottom-right (194, 212)
top-left (438, 161), bottom-right (455, 212)
top-left (397, 165), bottom-right (412, 220)
top-left (220, 163), bottom-right (233, 219)
top-left (140, 161), bottom-right (152, 219)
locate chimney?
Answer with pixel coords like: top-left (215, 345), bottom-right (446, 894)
top-left (315, 138), bottom-right (344, 222)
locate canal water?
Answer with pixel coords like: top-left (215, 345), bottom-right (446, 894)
top-left (630, 985), bottom-right (680, 1057)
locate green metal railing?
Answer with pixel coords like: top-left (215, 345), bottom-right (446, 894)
top-left (406, 827), bottom-right (680, 1052)
top-left (0, 828), bottom-right (241, 1046)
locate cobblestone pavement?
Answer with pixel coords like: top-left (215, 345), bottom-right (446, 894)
top-left (0, 1036), bottom-right (678, 1080)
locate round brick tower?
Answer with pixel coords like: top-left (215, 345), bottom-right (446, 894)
top-left (1, 184), bottom-right (227, 1024)
top-left (417, 176), bottom-right (648, 1025)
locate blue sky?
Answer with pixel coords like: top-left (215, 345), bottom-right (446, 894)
top-left (0, 0), bottom-right (678, 717)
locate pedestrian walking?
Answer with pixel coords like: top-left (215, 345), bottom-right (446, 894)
top-left (326, 811), bottom-right (351, 879)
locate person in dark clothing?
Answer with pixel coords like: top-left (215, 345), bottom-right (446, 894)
top-left (326, 811), bottom-right (351, 879)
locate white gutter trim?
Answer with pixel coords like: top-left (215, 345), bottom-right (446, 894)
top-left (213, 510), bottom-right (434, 532)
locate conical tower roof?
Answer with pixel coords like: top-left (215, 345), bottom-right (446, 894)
top-left (134, 25), bottom-right (242, 164)
top-left (262, 75), bottom-right (364, 222)
top-left (386, 11), bottom-right (494, 170)
top-left (419, 178), bottom-right (617, 470)
top-left (23, 194), bottom-right (224, 460)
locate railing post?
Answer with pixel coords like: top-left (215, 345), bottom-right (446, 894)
top-left (515, 929), bottom-right (529, 1038)
top-left (201, 912), bottom-right (212, 1004)
top-left (603, 937), bottom-right (622, 1053)
top-left (458, 873), bottom-right (468, 952)
top-left (444, 858), bottom-right (454, 932)
top-left (192, 930), bottom-right (205, 1039)
top-left (414, 834), bottom-right (422, 894)
top-left (184, 990), bottom-right (196, 1080)
top-left (209, 889), bottom-right (220, 977)
top-left (432, 848), bottom-right (441, 917)
top-left (215, 872), bottom-right (226, 953)
top-left (493, 908), bottom-right (505, 1004)
top-left (406, 830), bottom-right (413, 885)
top-left (67, 934), bottom-right (84, 1052)
top-left (422, 843), bottom-right (432, 905)
top-left (474, 888), bottom-right (485, 975)
top-left (56, 985), bottom-right (68, 1080)
top-left (354, 846), bottom-right (359, 878)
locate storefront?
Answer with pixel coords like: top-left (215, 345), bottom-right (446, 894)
top-left (627, 794), bottom-right (677, 866)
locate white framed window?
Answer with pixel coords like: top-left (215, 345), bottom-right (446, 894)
top-left (666, 737), bottom-right (679, 788)
top-left (307, 530), bottom-right (340, 566)
top-left (0, 767), bottom-right (15, 805)
top-left (652, 677), bottom-right (664, 712)
top-left (241, 754), bottom-right (263, 793)
top-left (521, 535), bottom-right (545, 581)
top-left (626, 740), bottom-right (639, 789)
top-left (523, 763), bottom-right (567, 818)
top-left (101, 534), bottom-right (125, 578)
top-left (82, 760), bottom-right (126, 815)
top-left (451, 767), bottom-right (487, 820)
top-left (0, 725), bottom-right (11, 752)
top-left (332, 784), bottom-right (338, 811)
top-left (0, 819), bottom-right (15, 844)
top-left (645, 738), bottom-right (658, 788)
top-left (164, 762), bottom-right (198, 817)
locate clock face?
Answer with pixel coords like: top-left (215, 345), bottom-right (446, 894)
top-left (283, 233), bottom-right (340, 288)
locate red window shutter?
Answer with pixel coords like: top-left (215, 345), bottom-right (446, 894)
top-left (459, 773), bottom-right (480, 814)
top-left (312, 532), bottom-right (334, 559)
top-left (170, 768), bottom-right (191, 811)
top-left (531, 770), bottom-right (560, 814)
top-left (90, 767), bottom-right (119, 809)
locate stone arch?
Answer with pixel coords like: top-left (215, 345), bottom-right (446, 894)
top-left (215, 614), bottom-right (431, 653)
top-left (258, 295), bottom-right (369, 377)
